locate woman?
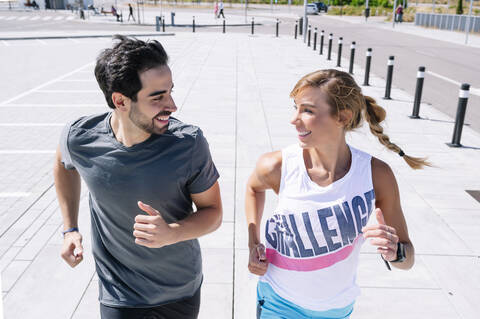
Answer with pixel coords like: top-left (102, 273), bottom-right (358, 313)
top-left (245, 69), bottom-right (428, 318)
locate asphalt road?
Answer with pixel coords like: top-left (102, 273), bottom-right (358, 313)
top-left (1, 7), bottom-right (479, 134)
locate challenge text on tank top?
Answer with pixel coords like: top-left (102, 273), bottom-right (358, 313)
top-left (261, 144), bottom-right (375, 311)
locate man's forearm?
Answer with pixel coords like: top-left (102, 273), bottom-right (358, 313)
top-left (170, 205), bottom-right (222, 243)
top-left (54, 159), bottom-right (81, 230)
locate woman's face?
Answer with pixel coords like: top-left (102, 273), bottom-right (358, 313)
top-left (290, 86), bottom-right (345, 149)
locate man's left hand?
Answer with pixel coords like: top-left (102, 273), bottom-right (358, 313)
top-left (133, 201), bottom-right (178, 248)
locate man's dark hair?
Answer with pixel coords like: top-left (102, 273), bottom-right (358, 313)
top-left (94, 35), bottom-right (169, 109)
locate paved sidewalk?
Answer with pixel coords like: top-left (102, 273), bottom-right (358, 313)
top-left (1, 31), bottom-right (479, 319)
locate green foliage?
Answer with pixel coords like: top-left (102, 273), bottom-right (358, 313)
top-left (379, 0), bottom-right (391, 8)
top-left (456, 0), bottom-right (463, 14)
top-left (327, 5), bottom-right (392, 15)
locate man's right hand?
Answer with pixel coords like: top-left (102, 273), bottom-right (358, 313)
top-left (61, 231), bottom-right (84, 268)
top-left (248, 243), bottom-right (269, 276)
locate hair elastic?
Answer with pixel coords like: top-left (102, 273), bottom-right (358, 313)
top-left (398, 150), bottom-right (405, 157)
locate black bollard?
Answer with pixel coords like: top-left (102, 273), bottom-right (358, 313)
top-left (410, 66), bottom-right (426, 119)
top-left (337, 37), bottom-right (343, 67)
top-left (307, 25), bottom-right (311, 47)
top-left (349, 41), bottom-right (356, 74)
top-left (363, 48), bottom-right (372, 86)
top-left (251, 17), bottom-right (254, 35)
top-left (320, 30), bottom-right (324, 55)
top-left (162, 15), bottom-right (165, 32)
top-left (299, 17), bottom-right (303, 36)
top-left (447, 84), bottom-right (470, 147)
top-left (276, 19), bottom-right (279, 37)
top-left (156, 16), bottom-right (161, 32)
top-left (384, 56), bottom-right (395, 99)
top-left (294, 20), bottom-right (298, 39)
top-left (313, 27), bottom-right (317, 51)
top-left (193, 16), bottom-right (195, 33)
top-left (223, 19), bottom-right (226, 33)
top-left (327, 33), bottom-right (333, 60)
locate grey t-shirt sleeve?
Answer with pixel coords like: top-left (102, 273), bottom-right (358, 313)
top-left (187, 130), bottom-right (219, 194)
top-left (59, 123), bottom-right (76, 170)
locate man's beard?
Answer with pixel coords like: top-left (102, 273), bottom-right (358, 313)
top-left (129, 102), bottom-right (169, 135)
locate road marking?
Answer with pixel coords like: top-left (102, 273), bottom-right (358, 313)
top-left (0, 150), bottom-right (56, 154)
top-left (427, 71), bottom-right (480, 97)
top-left (18, 16), bottom-right (28, 21)
top-left (0, 16), bottom-right (6, 20)
top-left (0, 104), bottom-right (104, 108)
top-left (30, 16), bottom-right (40, 21)
top-left (0, 123), bottom-right (65, 127)
top-left (0, 192), bottom-right (31, 198)
top-left (54, 16), bottom-right (63, 21)
top-left (66, 16), bottom-right (74, 20)
top-left (42, 16), bottom-right (52, 21)
top-left (59, 79), bottom-right (95, 82)
top-left (5, 16), bottom-right (16, 21)
top-left (0, 61), bottom-right (94, 106)
top-left (36, 90), bottom-right (99, 93)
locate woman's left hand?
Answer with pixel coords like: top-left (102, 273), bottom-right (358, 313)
top-left (362, 208), bottom-right (399, 262)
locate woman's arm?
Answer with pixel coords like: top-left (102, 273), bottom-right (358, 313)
top-left (245, 151), bottom-right (282, 275)
top-left (363, 157), bottom-right (415, 270)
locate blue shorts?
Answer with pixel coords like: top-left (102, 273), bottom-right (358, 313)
top-left (256, 281), bottom-right (354, 319)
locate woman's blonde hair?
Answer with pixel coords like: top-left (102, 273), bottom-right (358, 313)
top-left (290, 69), bottom-right (430, 169)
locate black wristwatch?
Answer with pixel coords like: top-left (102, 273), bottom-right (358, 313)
top-left (381, 242), bottom-right (406, 271)
top-left (391, 242), bottom-right (406, 263)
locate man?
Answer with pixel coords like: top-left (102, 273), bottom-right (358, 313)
top-left (128, 3), bottom-right (135, 22)
top-left (54, 35), bottom-right (222, 319)
top-left (218, 0), bottom-right (225, 19)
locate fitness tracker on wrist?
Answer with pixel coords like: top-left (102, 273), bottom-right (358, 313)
top-left (391, 242), bottom-right (406, 263)
top-left (62, 227), bottom-right (79, 236)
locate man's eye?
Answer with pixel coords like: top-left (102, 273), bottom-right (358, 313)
top-left (154, 96), bottom-right (163, 101)
top-left (305, 109), bottom-right (313, 114)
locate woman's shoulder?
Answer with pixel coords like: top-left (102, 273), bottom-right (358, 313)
top-left (256, 151), bottom-right (282, 177)
top-left (371, 157), bottom-right (398, 201)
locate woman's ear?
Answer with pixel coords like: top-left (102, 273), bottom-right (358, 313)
top-left (111, 92), bottom-right (129, 112)
top-left (337, 109), bottom-right (353, 128)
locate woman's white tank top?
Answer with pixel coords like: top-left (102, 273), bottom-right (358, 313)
top-left (260, 144), bottom-right (375, 311)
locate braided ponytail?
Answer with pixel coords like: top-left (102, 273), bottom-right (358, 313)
top-left (364, 96), bottom-right (431, 169)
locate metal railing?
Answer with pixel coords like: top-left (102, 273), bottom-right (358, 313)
top-left (415, 12), bottom-right (480, 33)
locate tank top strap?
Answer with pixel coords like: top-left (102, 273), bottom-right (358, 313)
top-left (279, 144), bottom-right (303, 196)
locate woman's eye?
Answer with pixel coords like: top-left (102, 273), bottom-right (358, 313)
top-left (304, 109), bottom-right (313, 114)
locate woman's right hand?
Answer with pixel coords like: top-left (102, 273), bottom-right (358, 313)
top-left (248, 243), bottom-right (269, 276)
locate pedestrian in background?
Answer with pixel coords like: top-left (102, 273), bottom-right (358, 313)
top-left (218, 0), bottom-right (225, 19)
top-left (214, 1), bottom-right (219, 19)
top-left (396, 4), bottom-right (404, 23)
top-left (128, 3), bottom-right (135, 22)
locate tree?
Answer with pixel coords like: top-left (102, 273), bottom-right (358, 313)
top-left (456, 0), bottom-right (463, 14)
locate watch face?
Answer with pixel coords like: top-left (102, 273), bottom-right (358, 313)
top-left (396, 242), bottom-right (406, 262)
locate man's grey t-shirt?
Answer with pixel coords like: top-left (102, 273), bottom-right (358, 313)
top-left (60, 112), bottom-right (219, 307)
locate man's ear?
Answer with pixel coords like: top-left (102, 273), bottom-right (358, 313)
top-left (111, 92), bottom-right (129, 111)
top-left (337, 109), bottom-right (353, 128)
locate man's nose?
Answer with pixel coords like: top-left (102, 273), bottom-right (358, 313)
top-left (165, 95), bottom-right (177, 112)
